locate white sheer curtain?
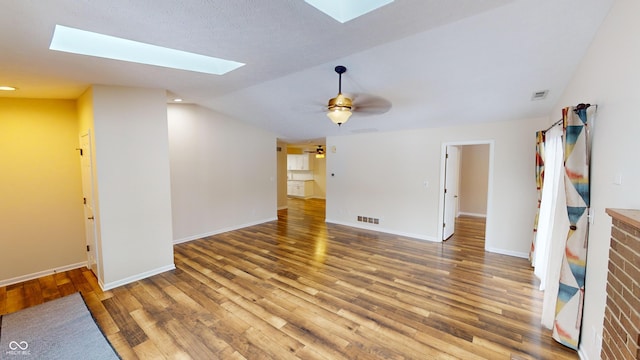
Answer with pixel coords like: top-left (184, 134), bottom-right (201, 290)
top-left (531, 125), bottom-right (567, 328)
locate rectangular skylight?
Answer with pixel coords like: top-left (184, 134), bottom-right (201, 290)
top-left (49, 25), bottom-right (244, 75)
top-left (305, 0), bottom-right (394, 23)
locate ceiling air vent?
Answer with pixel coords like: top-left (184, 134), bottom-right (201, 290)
top-left (531, 90), bottom-right (549, 101)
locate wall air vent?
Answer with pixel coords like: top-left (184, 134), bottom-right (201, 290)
top-left (531, 90), bottom-right (549, 101)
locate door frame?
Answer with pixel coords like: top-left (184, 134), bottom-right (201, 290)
top-left (437, 140), bottom-right (494, 248)
top-left (79, 131), bottom-right (100, 279)
top-left (442, 145), bottom-right (460, 240)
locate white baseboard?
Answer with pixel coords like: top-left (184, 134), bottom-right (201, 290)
top-left (0, 262), bottom-right (87, 287)
top-left (458, 211), bottom-right (487, 218)
top-left (172, 217), bottom-right (278, 245)
top-left (485, 246), bottom-right (529, 259)
top-left (325, 219), bottom-right (439, 242)
top-left (577, 348), bottom-right (588, 360)
top-left (577, 343), bottom-right (600, 360)
top-left (100, 263), bottom-right (176, 291)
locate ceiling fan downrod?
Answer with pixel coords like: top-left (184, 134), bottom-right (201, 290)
top-left (335, 65), bottom-right (346, 93)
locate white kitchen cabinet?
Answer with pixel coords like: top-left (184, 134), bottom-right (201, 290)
top-left (301, 154), bottom-right (313, 170)
top-left (286, 155), bottom-right (295, 170)
top-left (287, 180), bottom-right (314, 198)
top-left (287, 182), bottom-right (295, 196)
top-left (287, 154), bottom-right (314, 171)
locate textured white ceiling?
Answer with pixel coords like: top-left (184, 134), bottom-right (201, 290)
top-left (0, 0), bottom-right (613, 142)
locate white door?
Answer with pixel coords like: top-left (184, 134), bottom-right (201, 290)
top-left (443, 145), bottom-right (460, 240)
top-left (79, 133), bottom-right (99, 276)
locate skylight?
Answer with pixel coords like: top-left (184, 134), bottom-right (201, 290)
top-left (49, 25), bottom-right (244, 75)
top-left (305, 0), bottom-right (394, 23)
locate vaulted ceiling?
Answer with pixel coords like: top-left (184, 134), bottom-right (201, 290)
top-left (0, 0), bottom-right (613, 142)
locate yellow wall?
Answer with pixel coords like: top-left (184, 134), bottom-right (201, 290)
top-left (287, 148), bottom-right (304, 155)
top-left (277, 140), bottom-right (288, 209)
top-left (0, 98), bottom-right (85, 282)
top-left (313, 156), bottom-right (326, 199)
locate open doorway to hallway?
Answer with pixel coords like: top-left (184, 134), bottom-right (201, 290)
top-left (440, 142), bottom-right (492, 248)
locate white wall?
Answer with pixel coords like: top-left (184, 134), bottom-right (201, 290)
top-left (90, 85), bottom-right (175, 289)
top-left (550, 0), bottom-right (640, 358)
top-left (168, 104), bottom-right (277, 243)
top-left (326, 116), bottom-right (547, 256)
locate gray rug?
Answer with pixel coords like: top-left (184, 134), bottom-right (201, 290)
top-left (0, 292), bottom-right (120, 360)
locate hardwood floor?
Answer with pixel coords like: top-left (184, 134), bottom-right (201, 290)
top-left (1, 198), bottom-right (577, 359)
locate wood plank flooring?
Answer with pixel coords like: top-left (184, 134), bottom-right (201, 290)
top-left (1, 198), bottom-right (577, 359)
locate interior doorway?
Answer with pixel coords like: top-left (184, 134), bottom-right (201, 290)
top-left (278, 140), bottom-right (327, 207)
top-left (439, 141), bottom-right (493, 246)
top-left (79, 132), bottom-right (99, 278)
top-left (442, 145), bottom-right (460, 240)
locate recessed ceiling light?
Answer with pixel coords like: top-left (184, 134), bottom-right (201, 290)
top-left (173, 98), bottom-right (183, 102)
top-left (49, 25), bottom-right (244, 75)
top-left (305, 0), bottom-right (394, 23)
top-left (0, 86), bottom-right (17, 91)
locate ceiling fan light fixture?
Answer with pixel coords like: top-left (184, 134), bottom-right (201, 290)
top-left (327, 66), bottom-right (353, 126)
top-left (327, 107), bottom-right (352, 126)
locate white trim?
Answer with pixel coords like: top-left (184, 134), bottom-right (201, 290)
top-left (172, 217), bottom-right (278, 245)
top-left (0, 262), bottom-right (87, 287)
top-left (485, 246), bottom-right (529, 259)
top-left (458, 212), bottom-right (487, 218)
top-left (100, 263), bottom-right (175, 291)
top-left (325, 219), bottom-right (438, 242)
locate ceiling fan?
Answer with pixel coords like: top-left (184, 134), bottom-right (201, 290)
top-left (326, 65), bottom-right (392, 126)
top-left (304, 145), bottom-right (325, 155)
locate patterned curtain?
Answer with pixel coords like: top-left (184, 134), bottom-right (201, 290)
top-left (552, 104), bottom-right (593, 349)
top-left (530, 131), bottom-right (546, 264)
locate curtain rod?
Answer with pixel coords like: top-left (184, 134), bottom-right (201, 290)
top-left (542, 103), bottom-right (597, 133)
top-left (543, 118), bottom-right (563, 133)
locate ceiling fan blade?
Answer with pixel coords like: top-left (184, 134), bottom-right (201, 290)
top-left (292, 102), bottom-right (326, 113)
top-left (351, 94), bottom-right (392, 115)
top-left (302, 145), bottom-right (325, 154)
